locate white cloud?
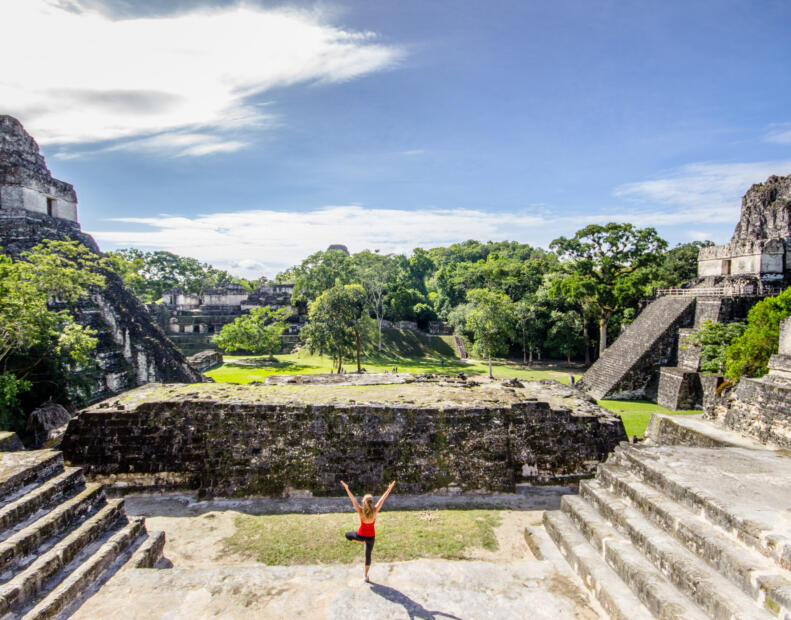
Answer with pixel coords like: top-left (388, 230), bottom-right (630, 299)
top-left (766, 128), bottom-right (791, 144)
top-left (2, 0), bottom-right (403, 155)
top-left (91, 206), bottom-right (551, 276)
top-left (87, 160), bottom-right (791, 277)
top-left (613, 160), bottom-right (791, 225)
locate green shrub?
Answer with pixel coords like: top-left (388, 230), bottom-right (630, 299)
top-left (0, 372), bottom-right (32, 432)
top-left (725, 287), bottom-right (791, 381)
top-left (685, 320), bottom-right (745, 375)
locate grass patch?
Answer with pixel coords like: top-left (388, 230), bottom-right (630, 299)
top-left (597, 399), bottom-right (699, 439)
top-left (207, 352), bottom-right (582, 385)
top-left (224, 510), bottom-right (501, 565)
top-left (207, 327), bottom-right (583, 385)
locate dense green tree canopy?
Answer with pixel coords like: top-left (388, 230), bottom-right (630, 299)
top-left (213, 306), bottom-right (289, 359)
top-left (106, 249), bottom-right (235, 302)
top-left (110, 222), bottom-right (703, 367)
top-left (550, 223), bottom-right (667, 354)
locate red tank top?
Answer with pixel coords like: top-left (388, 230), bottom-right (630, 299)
top-left (358, 518), bottom-right (375, 537)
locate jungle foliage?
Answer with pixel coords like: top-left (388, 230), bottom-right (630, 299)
top-left (0, 241), bottom-right (105, 431)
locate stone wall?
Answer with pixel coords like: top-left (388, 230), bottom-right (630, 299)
top-left (61, 394), bottom-right (627, 497)
top-left (0, 116), bottom-right (78, 222)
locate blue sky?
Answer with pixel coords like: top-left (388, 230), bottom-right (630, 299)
top-left (4, 0), bottom-right (791, 276)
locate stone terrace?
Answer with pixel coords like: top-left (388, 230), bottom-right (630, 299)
top-left (0, 449), bottom-right (163, 619)
top-left (61, 380), bottom-right (626, 498)
top-left (544, 414), bottom-right (791, 619)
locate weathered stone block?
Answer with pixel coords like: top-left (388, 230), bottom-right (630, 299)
top-left (657, 367), bottom-right (701, 410)
top-left (62, 388), bottom-right (627, 497)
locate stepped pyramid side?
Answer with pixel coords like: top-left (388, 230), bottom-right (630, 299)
top-left (0, 115), bottom-right (203, 401)
top-left (543, 414), bottom-right (791, 619)
top-left (578, 296), bottom-right (696, 400)
top-left (0, 448), bottom-right (164, 618)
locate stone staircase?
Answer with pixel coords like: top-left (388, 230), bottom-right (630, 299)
top-left (543, 414), bottom-right (791, 619)
top-left (0, 450), bottom-right (164, 619)
top-left (579, 296), bottom-right (696, 400)
top-left (453, 335), bottom-right (467, 360)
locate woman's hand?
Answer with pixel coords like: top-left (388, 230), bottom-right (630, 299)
top-left (340, 480), bottom-right (349, 489)
top-left (388, 480), bottom-right (396, 490)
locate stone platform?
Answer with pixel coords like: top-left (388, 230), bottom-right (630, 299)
top-left (544, 414), bottom-right (791, 619)
top-left (61, 380), bottom-right (626, 497)
top-left (0, 449), bottom-right (164, 619)
top-left (70, 548), bottom-right (605, 619)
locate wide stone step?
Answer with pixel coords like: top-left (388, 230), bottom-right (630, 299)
top-left (598, 461), bottom-right (791, 614)
top-left (560, 494), bottom-right (709, 619)
top-left (0, 468), bottom-right (85, 538)
top-left (0, 452), bottom-right (64, 505)
top-left (579, 479), bottom-right (773, 619)
top-left (613, 444), bottom-right (791, 571)
top-left (0, 499), bottom-right (126, 617)
top-left (542, 511), bottom-right (655, 620)
top-left (125, 530), bottom-right (165, 569)
top-left (21, 516), bottom-right (145, 620)
top-left (0, 483), bottom-right (105, 576)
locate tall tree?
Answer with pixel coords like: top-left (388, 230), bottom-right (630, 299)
top-left (546, 309), bottom-right (584, 364)
top-left (213, 306), bottom-right (289, 360)
top-left (352, 251), bottom-right (397, 352)
top-left (514, 294), bottom-right (548, 366)
top-left (465, 288), bottom-right (515, 378)
top-left (550, 223), bottom-right (667, 355)
top-left (301, 284), bottom-right (367, 372)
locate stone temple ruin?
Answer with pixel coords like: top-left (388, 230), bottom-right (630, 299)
top-left (0, 115), bottom-right (202, 400)
top-left (579, 173), bottom-right (791, 409)
top-left (150, 282), bottom-right (304, 355)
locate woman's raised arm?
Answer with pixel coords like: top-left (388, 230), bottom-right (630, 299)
top-left (375, 480), bottom-right (396, 511)
top-left (340, 480), bottom-right (361, 512)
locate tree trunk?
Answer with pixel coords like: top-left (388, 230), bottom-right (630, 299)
top-left (377, 318), bottom-right (382, 352)
top-left (522, 333), bottom-right (526, 364)
top-left (528, 349), bottom-right (533, 366)
top-left (488, 354), bottom-right (493, 379)
top-left (337, 354), bottom-right (343, 374)
top-left (355, 331), bottom-right (361, 372)
top-left (599, 316), bottom-right (610, 356)
top-left (583, 325), bottom-right (591, 366)
top-left (567, 353), bottom-right (571, 364)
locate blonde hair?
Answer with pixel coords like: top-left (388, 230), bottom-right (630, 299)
top-left (362, 494), bottom-right (375, 520)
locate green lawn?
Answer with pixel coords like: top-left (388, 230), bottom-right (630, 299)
top-left (206, 352), bottom-right (582, 385)
top-left (224, 510), bottom-right (500, 565)
top-left (597, 399), bottom-right (700, 439)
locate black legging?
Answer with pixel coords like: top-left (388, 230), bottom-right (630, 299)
top-left (345, 531), bottom-right (375, 566)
